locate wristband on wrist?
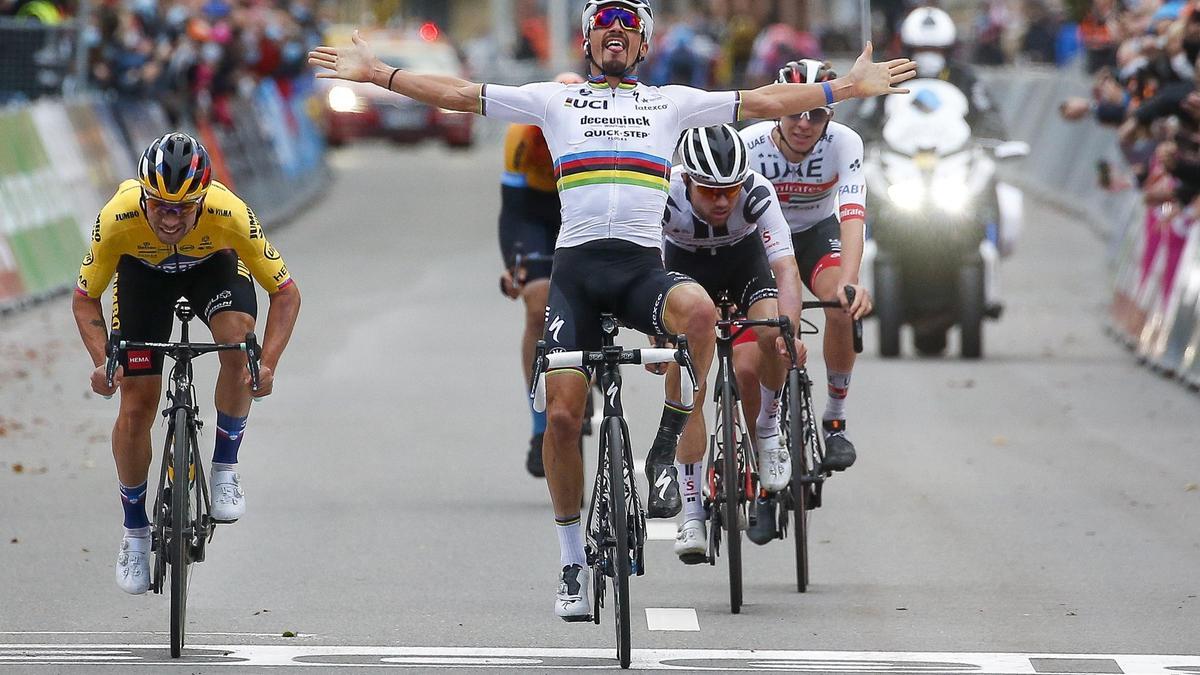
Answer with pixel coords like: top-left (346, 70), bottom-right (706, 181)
top-left (387, 68), bottom-right (399, 91)
top-left (822, 81), bottom-right (835, 105)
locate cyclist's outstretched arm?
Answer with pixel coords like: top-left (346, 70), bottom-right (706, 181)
top-left (308, 30), bottom-right (482, 113)
top-left (739, 43), bottom-right (915, 119)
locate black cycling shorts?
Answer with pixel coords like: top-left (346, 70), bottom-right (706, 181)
top-left (498, 185), bottom-right (561, 282)
top-left (791, 215), bottom-right (843, 292)
top-left (543, 239), bottom-right (694, 360)
top-left (664, 234), bottom-right (777, 313)
top-left (111, 250), bottom-right (257, 376)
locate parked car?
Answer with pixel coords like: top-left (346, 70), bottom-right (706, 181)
top-left (315, 30), bottom-right (474, 147)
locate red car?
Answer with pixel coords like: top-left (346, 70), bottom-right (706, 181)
top-left (316, 34), bottom-right (474, 147)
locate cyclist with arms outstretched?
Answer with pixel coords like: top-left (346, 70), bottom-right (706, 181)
top-left (308, 0), bottom-right (913, 621)
top-left (72, 133), bottom-right (302, 594)
top-left (737, 60), bottom-right (873, 473)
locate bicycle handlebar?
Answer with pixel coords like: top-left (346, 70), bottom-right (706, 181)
top-left (530, 344), bottom-right (697, 413)
top-left (792, 285), bottom-right (864, 354)
top-left (103, 332), bottom-right (263, 392)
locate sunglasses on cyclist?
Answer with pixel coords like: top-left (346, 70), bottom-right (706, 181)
top-left (144, 195), bottom-right (202, 217)
top-left (785, 107), bottom-right (833, 125)
top-left (591, 6), bottom-right (642, 32)
top-left (691, 181), bottom-right (744, 200)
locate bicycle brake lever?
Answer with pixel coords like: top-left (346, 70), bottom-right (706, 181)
top-left (244, 332), bottom-right (262, 392)
top-left (529, 340), bottom-right (547, 402)
top-left (104, 330), bottom-right (122, 390)
top-left (843, 285), bottom-right (864, 354)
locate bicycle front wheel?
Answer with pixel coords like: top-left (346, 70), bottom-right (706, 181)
top-left (786, 370), bottom-right (810, 593)
top-left (720, 373), bottom-right (742, 614)
top-left (604, 417), bottom-right (631, 669)
top-left (169, 407), bottom-right (192, 658)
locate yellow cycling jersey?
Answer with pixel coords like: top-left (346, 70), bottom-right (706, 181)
top-left (76, 179), bottom-right (292, 299)
top-left (501, 123), bottom-right (557, 194)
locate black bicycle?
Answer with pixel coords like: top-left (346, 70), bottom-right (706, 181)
top-left (105, 299), bottom-right (260, 658)
top-left (531, 316), bottom-right (696, 669)
top-left (775, 289), bottom-right (863, 593)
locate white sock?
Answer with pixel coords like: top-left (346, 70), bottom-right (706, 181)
top-left (123, 525), bottom-right (151, 540)
top-left (676, 460), bottom-right (705, 523)
top-left (555, 515), bottom-right (586, 568)
top-left (756, 384), bottom-right (782, 437)
top-left (824, 370), bottom-right (852, 421)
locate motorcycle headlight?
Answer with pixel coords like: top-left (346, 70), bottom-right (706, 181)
top-left (328, 86), bottom-right (363, 113)
top-left (931, 179), bottom-right (970, 213)
top-left (887, 181), bottom-right (925, 212)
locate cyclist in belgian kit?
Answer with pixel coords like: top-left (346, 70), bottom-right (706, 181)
top-left (649, 124), bottom-right (808, 563)
top-left (309, 0), bottom-right (913, 621)
top-left (499, 72), bottom-right (586, 478)
top-left (72, 133), bottom-right (301, 594)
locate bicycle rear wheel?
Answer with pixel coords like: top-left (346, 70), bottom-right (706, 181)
top-left (169, 407), bottom-right (192, 658)
top-left (719, 372), bottom-right (742, 614)
top-left (604, 417), bottom-right (631, 669)
top-left (786, 370), bottom-right (810, 593)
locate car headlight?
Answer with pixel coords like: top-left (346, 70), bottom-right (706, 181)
top-left (328, 86), bottom-right (362, 113)
top-left (886, 181), bottom-right (925, 212)
top-left (931, 179), bottom-right (970, 213)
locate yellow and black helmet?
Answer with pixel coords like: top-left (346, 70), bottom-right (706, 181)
top-left (137, 132), bottom-right (212, 202)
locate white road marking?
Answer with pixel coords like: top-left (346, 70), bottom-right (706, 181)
top-left (0, 645), bottom-right (1194, 672)
top-left (645, 521), bottom-right (678, 541)
top-left (644, 608), bottom-right (700, 631)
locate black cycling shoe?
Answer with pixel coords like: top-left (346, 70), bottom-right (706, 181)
top-left (747, 495), bottom-right (778, 545)
top-left (526, 433), bottom-right (546, 478)
top-left (822, 419), bottom-right (857, 471)
top-left (644, 442), bottom-right (681, 518)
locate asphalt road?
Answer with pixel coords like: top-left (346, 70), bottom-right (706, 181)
top-left (1, 138), bottom-right (1198, 673)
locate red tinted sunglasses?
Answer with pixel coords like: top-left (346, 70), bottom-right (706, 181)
top-left (692, 182), bottom-right (743, 200)
top-left (592, 6), bottom-right (642, 31)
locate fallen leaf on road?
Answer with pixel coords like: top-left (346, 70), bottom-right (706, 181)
top-left (992, 436), bottom-right (1009, 446)
top-left (1185, 483), bottom-right (1198, 492)
top-left (12, 463), bottom-right (23, 474)
top-left (9, 538), bottom-right (17, 544)
top-left (282, 631), bottom-right (296, 638)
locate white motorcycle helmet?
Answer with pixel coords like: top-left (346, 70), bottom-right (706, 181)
top-left (900, 7), bottom-right (956, 77)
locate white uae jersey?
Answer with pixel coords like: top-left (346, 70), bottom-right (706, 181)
top-left (738, 120), bottom-right (866, 233)
top-left (661, 168), bottom-right (793, 263)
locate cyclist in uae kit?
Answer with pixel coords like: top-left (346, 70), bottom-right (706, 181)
top-left (645, 124), bottom-right (808, 563)
top-left (498, 72), bottom-right (587, 478)
top-left (308, 0), bottom-right (913, 621)
top-left (72, 133), bottom-right (302, 595)
top-left (737, 60), bottom-right (874, 473)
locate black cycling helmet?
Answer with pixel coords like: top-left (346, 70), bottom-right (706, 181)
top-left (776, 59), bottom-right (837, 85)
top-left (138, 132), bottom-right (212, 203)
top-left (678, 124), bottom-right (750, 187)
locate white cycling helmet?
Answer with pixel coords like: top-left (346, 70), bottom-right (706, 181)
top-left (900, 7), bottom-right (956, 49)
top-left (581, 0), bottom-right (655, 44)
top-left (678, 124), bottom-right (750, 187)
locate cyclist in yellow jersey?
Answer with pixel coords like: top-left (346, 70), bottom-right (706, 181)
top-left (498, 72), bottom-right (585, 478)
top-left (71, 132), bottom-right (302, 595)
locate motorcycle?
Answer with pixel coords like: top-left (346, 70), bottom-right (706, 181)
top-left (861, 79), bottom-right (1028, 358)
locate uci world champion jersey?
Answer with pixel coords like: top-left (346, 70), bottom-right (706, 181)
top-left (662, 168), bottom-right (794, 263)
top-left (481, 77), bottom-right (742, 249)
top-left (738, 120), bottom-right (866, 234)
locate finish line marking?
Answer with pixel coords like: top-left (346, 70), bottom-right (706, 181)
top-left (0, 645), bottom-right (1196, 672)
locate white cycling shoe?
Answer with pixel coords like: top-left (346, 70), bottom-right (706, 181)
top-left (210, 468), bottom-right (245, 522)
top-left (674, 519), bottom-right (707, 565)
top-left (756, 431), bottom-right (791, 493)
top-left (115, 533), bottom-right (151, 595)
top-left (555, 564), bottom-right (592, 621)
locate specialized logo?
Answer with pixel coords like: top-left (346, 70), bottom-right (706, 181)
top-left (127, 350), bottom-right (153, 371)
top-left (655, 470), bottom-right (674, 500)
top-left (548, 315), bottom-right (565, 343)
top-left (565, 98), bottom-right (608, 110)
top-left (606, 381), bottom-right (619, 410)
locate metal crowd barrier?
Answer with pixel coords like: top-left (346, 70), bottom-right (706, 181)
top-left (983, 67), bottom-right (1200, 392)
